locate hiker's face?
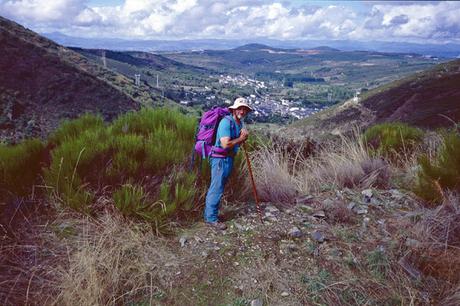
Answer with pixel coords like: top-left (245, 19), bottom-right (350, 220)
top-left (235, 107), bottom-right (250, 120)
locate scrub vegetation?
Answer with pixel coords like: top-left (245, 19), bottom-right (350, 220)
top-left (2, 111), bottom-right (460, 306)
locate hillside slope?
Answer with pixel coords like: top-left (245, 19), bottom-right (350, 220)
top-left (361, 59), bottom-right (460, 127)
top-left (70, 47), bottom-right (213, 102)
top-left (289, 59), bottom-right (460, 138)
top-left (0, 16), bottom-right (142, 142)
top-left (71, 48), bottom-right (209, 73)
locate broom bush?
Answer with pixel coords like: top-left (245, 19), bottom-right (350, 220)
top-left (44, 107), bottom-right (200, 224)
top-left (415, 131), bottom-right (460, 203)
top-left (107, 134), bottom-right (144, 179)
top-left (363, 122), bottom-right (423, 158)
top-left (49, 113), bottom-right (105, 146)
top-left (0, 138), bottom-right (45, 197)
top-left (44, 127), bottom-right (111, 211)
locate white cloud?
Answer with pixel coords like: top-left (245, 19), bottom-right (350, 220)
top-left (0, 0), bottom-right (85, 23)
top-left (355, 1), bottom-right (460, 42)
top-left (1, 0), bottom-right (459, 43)
top-left (75, 7), bottom-right (102, 26)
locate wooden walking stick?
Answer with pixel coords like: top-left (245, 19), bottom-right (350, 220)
top-left (242, 143), bottom-right (263, 223)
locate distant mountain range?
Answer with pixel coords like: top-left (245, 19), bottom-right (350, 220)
top-left (161, 42), bottom-right (440, 87)
top-left (43, 32), bottom-right (460, 58)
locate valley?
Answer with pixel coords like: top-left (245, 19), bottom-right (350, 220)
top-left (71, 44), bottom-right (442, 124)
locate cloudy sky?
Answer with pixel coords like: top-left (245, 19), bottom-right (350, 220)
top-left (1, 0), bottom-right (460, 43)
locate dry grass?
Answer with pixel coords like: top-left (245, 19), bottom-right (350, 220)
top-left (299, 132), bottom-right (390, 192)
top-left (251, 130), bottom-right (390, 204)
top-left (51, 212), bottom-right (181, 306)
top-left (0, 200), bottom-right (59, 306)
top-left (250, 146), bottom-right (300, 204)
top-left (442, 285), bottom-right (460, 306)
top-left (403, 194), bottom-right (460, 302)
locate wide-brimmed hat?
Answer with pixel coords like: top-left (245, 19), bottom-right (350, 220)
top-left (228, 97), bottom-right (253, 111)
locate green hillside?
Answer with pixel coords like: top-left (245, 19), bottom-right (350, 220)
top-left (163, 43), bottom-right (439, 85)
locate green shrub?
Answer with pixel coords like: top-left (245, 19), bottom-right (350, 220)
top-left (107, 134), bottom-right (144, 179)
top-left (110, 107), bottom-right (195, 140)
top-left (415, 131), bottom-right (460, 203)
top-left (111, 107), bottom-right (196, 175)
top-left (0, 138), bottom-right (45, 196)
top-left (363, 122), bottom-right (423, 157)
top-left (144, 127), bottom-right (184, 172)
top-left (49, 113), bottom-right (105, 146)
top-left (44, 128), bottom-right (111, 211)
top-left (45, 107), bottom-right (199, 221)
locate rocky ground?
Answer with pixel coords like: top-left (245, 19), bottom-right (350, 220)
top-left (2, 186), bottom-right (456, 305)
top-left (166, 187), bottom-right (428, 305)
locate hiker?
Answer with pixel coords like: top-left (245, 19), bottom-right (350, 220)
top-left (204, 97), bottom-right (253, 230)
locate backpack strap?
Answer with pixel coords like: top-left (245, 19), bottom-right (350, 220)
top-left (224, 115), bottom-right (237, 139)
top-left (201, 141), bottom-right (206, 158)
top-left (211, 115), bottom-right (237, 158)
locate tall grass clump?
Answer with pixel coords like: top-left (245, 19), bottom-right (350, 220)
top-left (363, 122), bottom-right (423, 159)
top-left (250, 130), bottom-right (390, 203)
top-left (0, 138), bottom-right (45, 197)
top-left (251, 145), bottom-right (299, 203)
top-left (159, 170), bottom-right (197, 216)
top-left (113, 184), bottom-right (158, 221)
top-left (415, 131), bottom-right (460, 203)
top-left (299, 131), bottom-right (390, 193)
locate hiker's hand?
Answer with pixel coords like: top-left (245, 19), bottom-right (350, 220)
top-left (239, 129), bottom-right (249, 142)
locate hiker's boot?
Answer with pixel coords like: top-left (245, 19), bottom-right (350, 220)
top-left (206, 221), bottom-right (227, 230)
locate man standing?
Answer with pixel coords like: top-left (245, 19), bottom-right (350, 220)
top-left (204, 97), bottom-right (253, 230)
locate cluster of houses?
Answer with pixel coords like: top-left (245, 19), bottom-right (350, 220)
top-left (218, 74), bottom-right (266, 89)
top-left (176, 74), bottom-right (327, 120)
top-left (244, 95), bottom-right (324, 119)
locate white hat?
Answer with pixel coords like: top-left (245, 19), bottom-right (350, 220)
top-left (228, 97), bottom-right (253, 111)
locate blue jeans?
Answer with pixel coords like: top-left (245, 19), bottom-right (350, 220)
top-left (204, 157), bottom-right (234, 222)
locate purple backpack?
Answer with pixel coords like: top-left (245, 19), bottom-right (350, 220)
top-left (194, 107), bottom-right (232, 159)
